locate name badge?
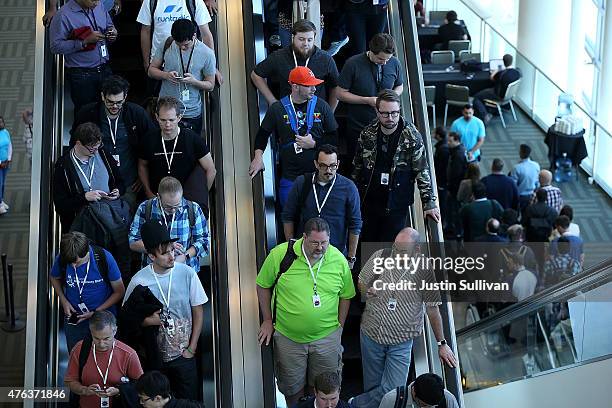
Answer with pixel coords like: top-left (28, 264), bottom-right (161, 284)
top-left (100, 44), bottom-right (108, 58)
top-left (312, 294), bottom-right (321, 308)
top-left (165, 316), bottom-right (176, 336)
top-left (373, 0), bottom-right (379, 4)
top-left (294, 142), bottom-right (303, 154)
top-left (112, 154), bottom-right (120, 167)
top-left (381, 172), bottom-right (390, 185)
top-left (387, 298), bottom-right (397, 311)
top-left (100, 396), bottom-right (110, 408)
top-left (181, 88), bottom-right (190, 101)
top-left (77, 302), bottom-right (90, 314)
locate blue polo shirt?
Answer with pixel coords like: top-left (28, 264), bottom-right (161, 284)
top-left (450, 116), bottom-right (486, 160)
top-left (510, 158), bottom-right (541, 196)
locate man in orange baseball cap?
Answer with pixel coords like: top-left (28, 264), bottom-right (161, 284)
top-left (249, 66), bottom-right (338, 207)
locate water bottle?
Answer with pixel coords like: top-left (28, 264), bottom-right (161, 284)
top-left (554, 153), bottom-right (573, 183)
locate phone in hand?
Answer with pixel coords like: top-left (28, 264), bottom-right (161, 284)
top-left (68, 312), bottom-right (79, 325)
top-left (174, 75), bottom-right (184, 80)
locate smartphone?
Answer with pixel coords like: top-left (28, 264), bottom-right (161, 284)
top-left (68, 313), bottom-right (79, 325)
top-left (174, 75), bottom-right (184, 80)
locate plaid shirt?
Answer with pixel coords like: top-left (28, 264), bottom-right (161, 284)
top-left (531, 185), bottom-right (563, 213)
top-left (129, 197), bottom-right (209, 270)
top-left (544, 254), bottom-right (581, 286)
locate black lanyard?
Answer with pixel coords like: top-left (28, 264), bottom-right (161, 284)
top-left (82, 8), bottom-right (99, 32)
top-left (180, 44), bottom-right (196, 77)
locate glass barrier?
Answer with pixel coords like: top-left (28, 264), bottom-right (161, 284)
top-left (457, 269), bottom-right (612, 392)
top-left (424, 0), bottom-right (612, 197)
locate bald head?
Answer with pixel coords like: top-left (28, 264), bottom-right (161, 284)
top-left (394, 228), bottom-right (420, 254)
top-left (539, 170), bottom-right (553, 186)
top-left (486, 218), bottom-right (500, 234)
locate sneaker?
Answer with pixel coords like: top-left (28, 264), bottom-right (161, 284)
top-left (0, 206), bottom-right (7, 215)
top-left (269, 34), bottom-right (281, 48)
top-left (0, 201), bottom-right (9, 211)
top-left (326, 36), bottom-right (349, 56)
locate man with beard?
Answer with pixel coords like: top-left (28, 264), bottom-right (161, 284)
top-left (249, 67), bottom-right (338, 207)
top-left (72, 75), bottom-right (156, 208)
top-left (282, 144), bottom-right (361, 265)
top-left (251, 19), bottom-right (340, 110)
top-left (256, 217), bottom-right (355, 408)
top-left (352, 90), bottom-right (439, 243)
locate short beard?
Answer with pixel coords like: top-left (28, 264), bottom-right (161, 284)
top-left (292, 43), bottom-right (314, 59)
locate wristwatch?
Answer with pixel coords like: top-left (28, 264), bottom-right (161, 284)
top-left (437, 339), bottom-right (447, 346)
top-left (347, 256), bottom-right (356, 263)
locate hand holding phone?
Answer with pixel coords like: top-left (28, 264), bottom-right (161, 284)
top-left (68, 312), bottom-right (79, 325)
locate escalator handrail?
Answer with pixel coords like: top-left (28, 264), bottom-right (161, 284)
top-left (457, 258), bottom-right (612, 339)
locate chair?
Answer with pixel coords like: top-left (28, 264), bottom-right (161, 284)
top-left (431, 50), bottom-right (455, 65)
top-left (429, 10), bottom-right (449, 25)
top-left (424, 86), bottom-right (436, 127)
top-left (484, 79), bottom-right (521, 128)
top-left (459, 51), bottom-right (481, 63)
top-left (448, 40), bottom-right (471, 61)
top-left (444, 84), bottom-right (473, 127)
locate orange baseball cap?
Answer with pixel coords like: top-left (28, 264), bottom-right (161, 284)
top-left (288, 66), bottom-right (324, 86)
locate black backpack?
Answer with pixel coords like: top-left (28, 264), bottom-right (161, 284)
top-left (149, 0), bottom-right (201, 40)
top-left (271, 239), bottom-right (299, 323)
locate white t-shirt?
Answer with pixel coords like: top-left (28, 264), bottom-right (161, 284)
top-left (512, 268), bottom-right (538, 301)
top-left (124, 262), bottom-right (208, 362)
top-left (137, 0), bottom-right (212, 61)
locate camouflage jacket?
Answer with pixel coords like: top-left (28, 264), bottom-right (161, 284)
top-left (351, 117), bottom-right (436, 211)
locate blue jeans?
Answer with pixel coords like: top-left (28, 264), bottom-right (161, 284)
top-left (64, 317), bottom-right (91, 355)
top-left (346, 10), bottom-right (388, 56)
top-left (0, 167), bottom-right (8, 202)
top-left (67, 64), bottom-right (112, 115)
top-left (352, 331), bottom-right (413, 408)
top-left (279, 177), bottom-right (294, 208)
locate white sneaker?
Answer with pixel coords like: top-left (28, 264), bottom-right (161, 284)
top-left (0, 201), bottom-right (9, 211)
top-left (0, 206), bottom-right (7, 215)
top-left (326, 36), bottom-right (350, 56)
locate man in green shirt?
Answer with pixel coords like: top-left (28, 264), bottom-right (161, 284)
top-left (256, 217), bottom-right (356, 407)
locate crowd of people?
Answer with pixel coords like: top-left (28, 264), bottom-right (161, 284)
top-left (23, 0), bottom-right (587, 407)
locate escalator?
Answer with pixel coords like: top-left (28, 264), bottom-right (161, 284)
top-left (457, 259), bottom-right (612, 407)
top-left (247, 0), bottom-right (463, 406)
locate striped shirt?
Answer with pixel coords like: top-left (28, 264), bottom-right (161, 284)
top-left (359, 249), bottom-right (441, 345)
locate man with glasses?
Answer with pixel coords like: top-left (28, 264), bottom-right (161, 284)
top-left (72, 75), bottom-right (156, 208)
top-left (148, 18), bottom-right (216, 136)
top-left (53, 122), bottom-right (124, 231)
top-left (337, 33), bottom-right (404, 174)
top-left (282, 144), bottom-right (362, 266)
top-left (256, 217), bottom-right (355, 408)
top-left (124, 220), bottom-right (207, 401)
top-left (136, 370), bottom-right (204, 407)
top-left (129, 176), bottom-right (209, 272)
top-left (249, 66), bottom-right (338, 207)
top-left (352, 90), bottom-right (439, 244)
top-left (378, 373), bottom-right (459, 408)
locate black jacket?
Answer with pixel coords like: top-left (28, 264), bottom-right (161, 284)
top-left (53, 148), bottom-right (125, 231)
top-left (434, 140), bottom-right (450, 189)
top-left (522, 202), bottom-right (557, 242)
top-left (447, 144), bottom-right (467, 196)
top-left (71, 101), bottom-right (157, 148)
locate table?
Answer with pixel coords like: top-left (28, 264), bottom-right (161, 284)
top-left (418, 26), bottom-right (440, 50)
top-left (545, 126), bottom-right (587, 169)
top-left (422, 63), bottom-right (493, 108)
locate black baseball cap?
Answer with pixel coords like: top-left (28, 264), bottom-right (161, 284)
top-left (140, 220), bottom-right (178, 253)
top-left (413, 374), bottom-right (445, 405)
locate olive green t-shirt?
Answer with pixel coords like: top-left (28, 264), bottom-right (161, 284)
top-left (256, 238), bottom-right (356, 343)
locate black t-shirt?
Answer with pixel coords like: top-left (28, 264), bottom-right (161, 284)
top-left (493, 68), bottom-right (521, 97)
top-left (139, 128), bottom-right (210, 193)
top-left (438, 22), bottom-right (468, 49)
top-left (258, 97), bottom-right (338, 181)
top-left (338, 53), bottom-right (403, 131)
top-left (254, 46), bottom-right (339, 102)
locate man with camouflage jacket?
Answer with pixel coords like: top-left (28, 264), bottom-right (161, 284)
top-left (352, 89), bottom-right (439, 243)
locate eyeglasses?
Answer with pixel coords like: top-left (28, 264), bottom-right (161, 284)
top-left (317, 162), bottom-right (339, 171)
top-left (84, 142), bottom-right (103, 152)
top-left (104, 97), bottom-right (125, 107)
top-left (378, 110), bottom-right (401, 118)
top-left (138, 395), bottom-right (152, 404)
top-left (308, 240), bottom-right (328, 248)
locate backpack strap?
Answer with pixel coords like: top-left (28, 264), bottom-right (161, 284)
top-left (279, 96), bottom-right (319, 149)
top-left (186, 200), bottom-right (196, 249)
top-left (78, 335), bottom-right (93, 381)
top-left (186, 0), bottom-right (202, 40)
top-left (271, 239), bottom-right (298, 324)
top-left (149, 0), bottom-right (158, 42)
top-left (92, 245), bottom-right (110, 285)
top-left (394, 385), bottom-right (408, 408)
top-left (161, 36), bottom-right (174, 59)
top-left (293, 173), bottom-right (315, 228)
top-left (144, 198), bottom-right (154, 222)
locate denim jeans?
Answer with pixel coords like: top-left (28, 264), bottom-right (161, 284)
top-left (352, 330), bottom-right (413, 408)
top-left (346, 11), bottom-right (388, 56)
top-left (67, 64), bottom-right (112, 115)
top-left (279, 177), bottom-right (294, 208)
top-left (64, 317), bottom-right (91, 355)
top-left (0, 167), bottom-right (8, 202)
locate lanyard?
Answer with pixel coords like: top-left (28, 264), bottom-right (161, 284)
top-left (312, 174), bottom-right (337, 216)
top-left (289, 96), bottom-right (305, 135)
top-left (151, 265), bottom-right (173, 309)
top-left (387, 249), bottom-right (412, 294)
top-left (82, 8), bottom-right (99, 32)
top-left (302, 243), bottom-right (324, 294)
top-left (158, 198), bottom-right (177, 232)
top-left (93, 341), bottom-right (115, 386)
top-left (161, 131), bottom-right (179, 174)
top-left (107, 115), bottom-right (119, 149)
top-left (292, 50), bottom-right (310, 68)
top-left (73, 260), bottom-right (91, 299)
top-left (71, 150), bottom-right (96, 191)
top-left (179, 44), bottom-right (196, 77)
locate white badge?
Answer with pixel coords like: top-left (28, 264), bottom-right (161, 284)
top-left (100, 396), bottom-right (110, 408)
top-left (373, 0), bottom-right (380, 4)
top-left (312, 294), bottom-right (321, 308)
top-left (165, 315), bottom-right (176, 336)
top-left (77, 302), bottom-right (90, 314)
top-left (100, 44), bottom-right (108, 58)
top-left (294, 142), bottom-right (303, 154)
top-left (112, 154), bottom-right (120, 167)
top-left (387, 298), bottom-right (397, 311)
top-left (181, 88), bottom-right (190, 101)
top-left (381, 172), bottom-right (390, 185)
